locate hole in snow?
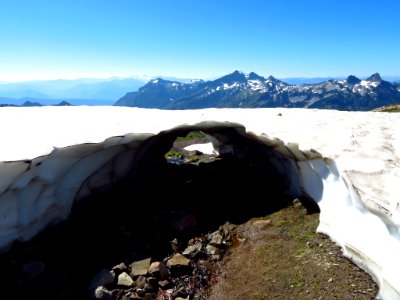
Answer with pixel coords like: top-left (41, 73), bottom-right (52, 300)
top-left (165, 130), bottom-right (219, 165)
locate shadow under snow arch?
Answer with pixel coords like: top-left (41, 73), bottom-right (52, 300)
top-left (0, 121), bottom-right (328, 255)
top-left (0, 120), bottom-right (343, 299)
top-left (71, 121), bottom-right (324, 239)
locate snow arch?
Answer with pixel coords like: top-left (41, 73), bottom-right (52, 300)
top-left (1, 106), bottom-right (399, 299)
top-left (0, 121), bottom-right (328, 253)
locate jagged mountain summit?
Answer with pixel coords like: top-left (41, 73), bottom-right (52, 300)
top-left (114, 71), bottom-right (400, 111)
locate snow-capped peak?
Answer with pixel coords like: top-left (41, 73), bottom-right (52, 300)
top-left (189, 79), bottom-right (203, 84)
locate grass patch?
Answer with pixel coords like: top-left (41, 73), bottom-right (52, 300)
top-left (207, 203), bottom-right (378, 300)
top-left (252, 291), bottom-right (267, 299)
top-left (288, 277), bottom-right (305, 288)
top-left (312, 281), bottom-right (321, 293)
top-left (175, 130), bottom-right (209, 142)
top-left (373, 104), bottom-right (400, 112)
top-left (164, 149), bottom-right (184, 160)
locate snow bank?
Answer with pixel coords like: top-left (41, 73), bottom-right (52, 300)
top-left (0, 106), bottom-right (399, 299)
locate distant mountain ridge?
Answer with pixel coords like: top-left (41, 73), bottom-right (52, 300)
top-left (0, 99), bottom-right (72, 107)
top-left (114, 71), bottom-right (400, 111)
top-left (0, 77), bottom-right (148, 104)
top-left (0, 96), bottom-right (113, 106)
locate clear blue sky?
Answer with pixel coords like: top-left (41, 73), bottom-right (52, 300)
top-left (0, 0), bottom-right (399, 81)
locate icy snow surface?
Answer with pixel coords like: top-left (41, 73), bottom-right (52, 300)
top-left (184, 142), bottom-right (217, 155)
top-left (0, 106), bottom-right (399, 299)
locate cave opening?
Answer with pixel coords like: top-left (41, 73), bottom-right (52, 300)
top-left (0, 123), bottom-right (319, 299)
top-left (69, 125), bottom-right (300, 258)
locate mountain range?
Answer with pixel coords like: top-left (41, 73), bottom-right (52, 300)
top-left (0, 99), bottom-right (72, 107)
top-left (1, 73), bottom-right (399, 110)
top-left (114, 71), bottom-right (400, 111)
top-left (0, 77), bottom-right (148, 106)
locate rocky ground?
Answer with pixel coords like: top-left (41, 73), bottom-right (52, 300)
top-left (207, 202), bottom-right (378, 300)
top-left (87, 201), bottom-right (379, 300)
top-left (0, 201), bottom-right (378, 300)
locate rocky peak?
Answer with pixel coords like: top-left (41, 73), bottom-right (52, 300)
top-left (149, 78), bottom-right (162, 84)
top-left (149, 78), bottom-right (181, 86)
top-left (346, 75), bottom-right (361, 85)
top-left (137, 78), bottom-right (184, 94)
top-left (216, 70), bottom-right (247, 84)
top-left (366, 73), bottom-right (382, 83)
top-left (266, 75), bottom-right (282, 84)
top-left (247, 72), bottom-right (265, 81)
top-left (189, 79), bottom-right (204, 85)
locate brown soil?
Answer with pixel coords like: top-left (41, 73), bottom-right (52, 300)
top-left (207, 202), bottom-right (378, 300)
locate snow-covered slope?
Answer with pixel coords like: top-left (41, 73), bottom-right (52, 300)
top-left (0, 106), bottom-right (399, 299)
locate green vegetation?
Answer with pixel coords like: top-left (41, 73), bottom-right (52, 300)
top-left (175, 130), bottom-right (209, 143)
top-left (251, 291), bottom-right (267, 300)
top-left (164, 149), bottom-right (184, 160)
top-left (206, 203), bottom-right (378, 299)
top-left (373, 104), bottom-right (400, 112)
top-left (164, 130), bottom-right (218, 165)
top-left (312, 281), bottom-right (321, 293)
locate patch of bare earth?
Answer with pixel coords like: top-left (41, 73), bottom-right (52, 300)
top-left (207, 202), bottom-right (378, 300)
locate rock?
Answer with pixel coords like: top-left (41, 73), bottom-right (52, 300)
top-left (167, 253), bottom-right (191, 268)
top-left (172, 287), bottom-right (188, 298)
top-left (170, 238), bottom-right (180, 253)
top-left (89, 269), bottom-right (116, 291)
top-left (117, 272), bottom-right (135, 287)
top-left (182, 242), bottom-right (202, 256)
top-left (219, 222), bottom-right (237, 237)
top-left (167, 253), bottom-right (192, 276)
top-left (148, 261), bottom-right (170, 280)
top-left (206, 245), bottom-right (222, 255)
top-left (112, 262), bottom-right (128, 274)
top-left (130, 258), bottom-right (151, 277)
top-left (158, 279), bottom-right (172, 289)
top-left (209, 231), bottom-right (224, 246)
top-left (93, 286), bottom-right (113, 300)
top-left (135, 275), bottom-right (146, 289)
top-left (126, 292), bottom-right (142, 300)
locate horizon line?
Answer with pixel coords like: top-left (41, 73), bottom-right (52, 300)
top-left (1, 72), bottom-right (400, 84)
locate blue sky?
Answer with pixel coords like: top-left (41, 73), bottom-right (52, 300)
top-left (0, 0), bottom-right (399, 81)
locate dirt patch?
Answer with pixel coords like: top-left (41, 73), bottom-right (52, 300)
top-left (208, 202), bottom-right (378, 300)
